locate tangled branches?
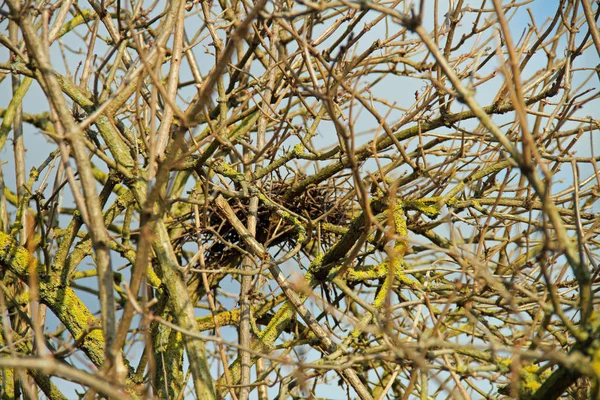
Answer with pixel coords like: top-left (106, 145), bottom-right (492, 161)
top-left (1, 0), bottom-right (600, 399)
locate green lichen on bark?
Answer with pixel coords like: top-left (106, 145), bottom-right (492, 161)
top-left (0, 231), bottom-right (106, 367)
top-left (0, 330), bottom-right (15, 400)
top-left (497, 360), bottom-right (551, 399)
top-left (155, 326), bottom-right (185, 399)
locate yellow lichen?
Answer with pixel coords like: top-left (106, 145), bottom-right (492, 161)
top-left (146, 266), bottom-right (162, 287)
top-left (392, 202), bottom-right (408, 237)
top-left (498, 360), bottom-right (550, 398)
top-left (497, 358), bottom-right (512, 373)
top-left (214, 159), bottom-right (243, 181)
top-left (592, 347), bottom-right (600, 380)
top-left (346, 262), bottom-right (388, 281)
top-left (519, 363), bottom-right (547, 395)
top-left (293, 143), bottom-right (304, 156)
top-left (43, 283), bottom-right (106, 365)
top-left (258, 304), bottom-right (295, 346)
top-left (0, 232), bottom-right (106, 367)
top-left (402, 198), bottom-right (442, 218)
top-left (446, 197), bottom-right (457, 206)
top-left (310, 253), bottom-right (324, 270)
top-left (0, 231), bottom-right (39, 275)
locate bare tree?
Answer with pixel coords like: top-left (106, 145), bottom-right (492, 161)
top-left (1, 0), bottom-right (599, 398)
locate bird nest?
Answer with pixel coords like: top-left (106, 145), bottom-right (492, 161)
top-left (196, 175), bottom-right (353, 268)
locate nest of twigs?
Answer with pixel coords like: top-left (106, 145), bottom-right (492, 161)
top-left (197, 175), bottom-right (352, 268)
